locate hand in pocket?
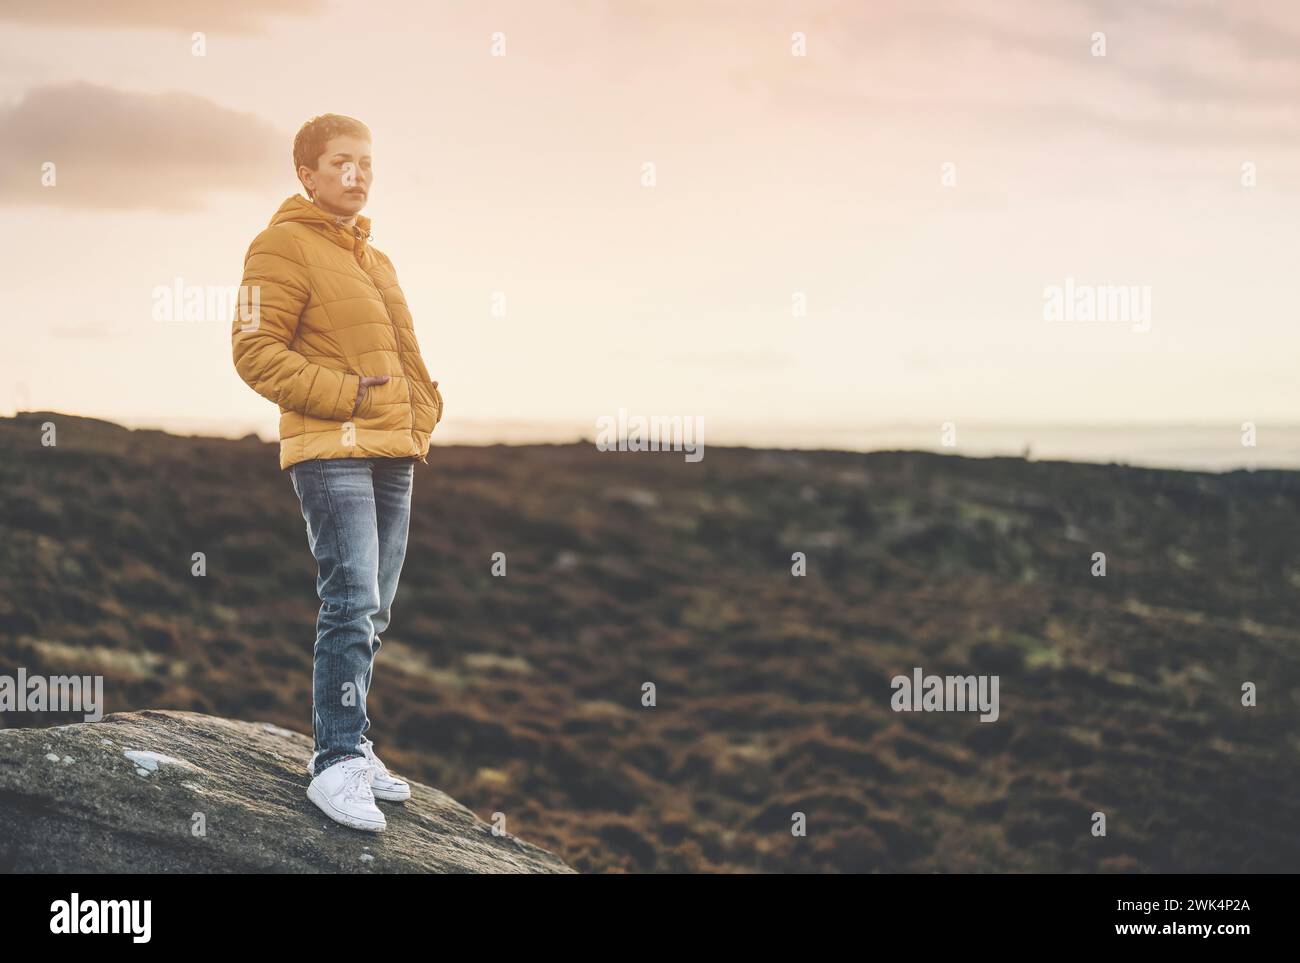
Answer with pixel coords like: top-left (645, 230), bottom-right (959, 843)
top-left (354, 374), bottom-right (389, 416)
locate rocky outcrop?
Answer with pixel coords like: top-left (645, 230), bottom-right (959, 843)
top-left (0, 709), bottom-right (576, 873)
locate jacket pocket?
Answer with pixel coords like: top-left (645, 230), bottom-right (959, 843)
top-left (345, 371), bottom-right (374, 422)
top-left (431, 383), bottom-right (444, 426)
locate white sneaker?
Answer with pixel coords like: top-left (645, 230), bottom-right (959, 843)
top-left (307, 756), bottom-right (386, 831)
top-left (359, 737), bottom-right (411, 802)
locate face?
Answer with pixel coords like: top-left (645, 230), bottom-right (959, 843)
top-left (299, 134), bottom-right (372, 216)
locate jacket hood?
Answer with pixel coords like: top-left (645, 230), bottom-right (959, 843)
top-left (268, 193), bottom-right (372, 254)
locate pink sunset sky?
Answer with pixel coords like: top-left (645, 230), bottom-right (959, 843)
top-left (2, 0), bottom-right (1299, 451)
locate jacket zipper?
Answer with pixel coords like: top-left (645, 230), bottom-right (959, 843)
top-left (355, 242), bottom-right (421, 457)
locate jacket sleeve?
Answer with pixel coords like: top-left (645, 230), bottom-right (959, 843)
top-left (231, 227), bottom-right (360, 422)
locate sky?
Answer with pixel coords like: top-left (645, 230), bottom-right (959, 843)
top-left (2, 0), bottom-right (1299, 454)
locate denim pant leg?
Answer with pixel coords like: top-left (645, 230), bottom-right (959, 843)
top-left (361, 457), bottom-right (415, 741)
top-left (290, 457), bottom-right (383, 777)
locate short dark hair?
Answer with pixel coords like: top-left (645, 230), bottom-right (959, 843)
top-left (293, 113), bottom-right (372, 195)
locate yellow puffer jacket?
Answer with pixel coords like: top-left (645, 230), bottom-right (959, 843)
top-left (232, 193), bottom-right (443, 470)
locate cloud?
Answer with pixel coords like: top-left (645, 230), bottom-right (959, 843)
top-left (719, 0), bottom-right (1300, 150)
top-left (0, 0), bottom-right (326, 33)
top-left (0, 82), bottom-right (287, 210)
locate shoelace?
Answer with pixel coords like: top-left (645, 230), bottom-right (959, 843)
top-left (361, 742), bottom-right (389, 779)
top-left (342, 763), bottom-right (375, 804)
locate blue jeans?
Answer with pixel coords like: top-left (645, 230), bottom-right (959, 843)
top-left (289, 456), bottom-right (415, 777)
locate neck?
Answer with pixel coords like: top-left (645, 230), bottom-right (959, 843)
top-left (308, 194), bottom-right (358, 229)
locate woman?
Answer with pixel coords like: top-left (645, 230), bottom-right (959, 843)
top-left (231, 113), bottom-right (444, 831)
